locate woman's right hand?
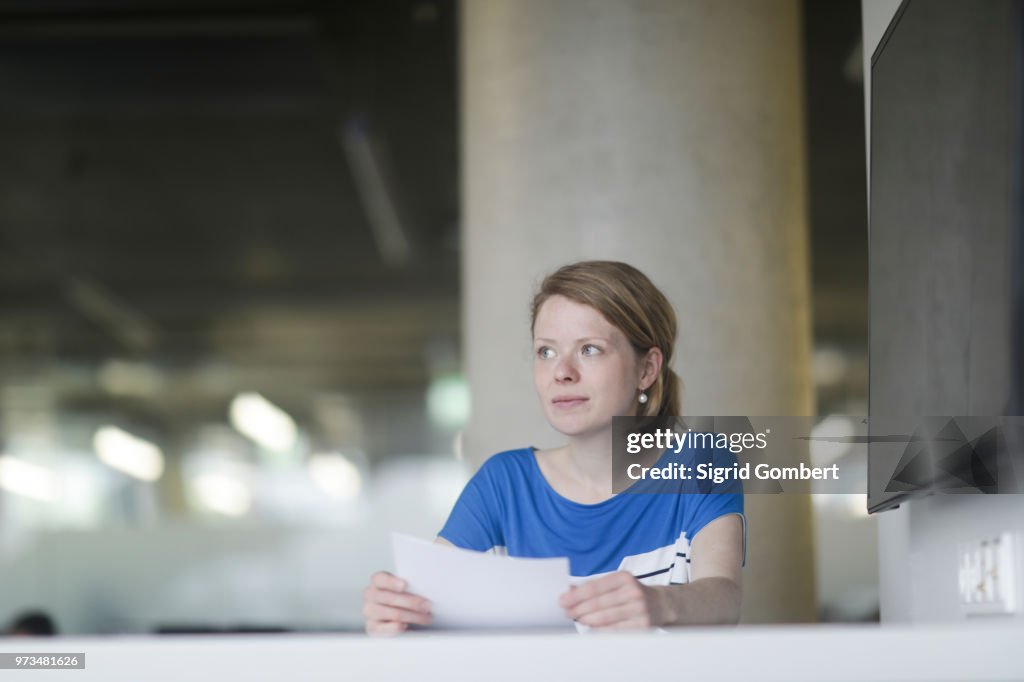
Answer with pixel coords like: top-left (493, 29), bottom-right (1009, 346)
top-left (362, 571), bottom-right (432, 635)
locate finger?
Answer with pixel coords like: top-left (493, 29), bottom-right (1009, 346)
top-left (363, 603), bottom-right (432, 626)
top-left (565, 581), bottom-right (643, 619)
top-left (371, 572), bottom-right (407, 592)
top-left (561, 573), bottom-right (614, 606)
top-left (364, 602), bottom-right (432, 622)
top-left (566, 591), bottom-right (635, 621)
top-left (599, 614), bottom-right (654, 630)
top-left (577, 602), bottom-right (648, 628)
top-left (559, 573), bottom-right (626, 608)
top-left (366, 586), bottom-right (431, 613)
top-left (368, 620), bottom-right (409, 636)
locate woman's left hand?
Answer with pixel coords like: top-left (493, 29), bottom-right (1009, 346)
top-left (558, 571), bottom-right (670, 629)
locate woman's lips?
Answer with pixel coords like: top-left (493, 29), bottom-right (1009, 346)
top-left (552, 396), bottom-right (588, 409)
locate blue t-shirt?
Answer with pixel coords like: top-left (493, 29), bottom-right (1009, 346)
top-left (438, 446), bottom-right (745, 585)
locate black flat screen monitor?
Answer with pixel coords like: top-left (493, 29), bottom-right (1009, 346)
top-left (868, 0), bottom-right (1024, 513)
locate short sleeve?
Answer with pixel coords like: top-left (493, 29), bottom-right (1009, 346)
top-left (684, 491), bottom-right (745, 562)
top-left (437, 460), bottom-right (504, 552)
top-left (684, 444), bottom-right (746, 566)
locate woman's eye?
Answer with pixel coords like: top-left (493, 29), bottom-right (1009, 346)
top-left (536, 347), bottom-right (555, 359)
top-left (581, 344), bottom-right (601, 356)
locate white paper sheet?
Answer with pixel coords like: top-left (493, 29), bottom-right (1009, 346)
top-left (391, 533), bottom-right (574, 630)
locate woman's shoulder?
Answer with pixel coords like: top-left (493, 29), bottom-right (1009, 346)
top-left (480, 446), bottom-right (536, 471)
top-left (467, 447), bottom-right (538, 493)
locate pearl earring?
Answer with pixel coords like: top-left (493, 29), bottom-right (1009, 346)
top-left (638, 391), bottom-right (649, 405)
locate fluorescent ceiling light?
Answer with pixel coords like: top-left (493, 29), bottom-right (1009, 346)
top-left (426, 374), bottom-right (471, 431)
top-left (97, 359), bottom-right (165, 397)
top-left (190, 472), bottom-right (252, 517)
top-left (308, 452), bottom-right (362, 500)
top-left (0, 455), bottom-right (56, 502)
top-left (812, 347), bottom-right (849, 386)
top-left (809, 415), bottom-right (857, 467)
top-left (93, 426), bottom-right (165, 482)
top-left (340, 119), bottom-right (411, 267)
top-left (229, 392), bottom-right (298, 453)
top-left (66, 277), bottom-right (156, 350)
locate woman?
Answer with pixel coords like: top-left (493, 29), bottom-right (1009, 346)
top-left (363, 261), bottom-right (745, 633)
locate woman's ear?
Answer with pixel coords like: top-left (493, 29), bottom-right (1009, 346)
top-left (640, 347), bottom-right (664, 389)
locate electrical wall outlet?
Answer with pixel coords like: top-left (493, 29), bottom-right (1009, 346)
top-left (958, 532), bottom-right (1017, 615)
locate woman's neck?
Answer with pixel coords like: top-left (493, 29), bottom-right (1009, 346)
top-left (563, 429), bottom-right (615, 493)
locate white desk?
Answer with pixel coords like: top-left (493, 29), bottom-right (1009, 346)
top-left (1, 623), bottom-right (1021, 681)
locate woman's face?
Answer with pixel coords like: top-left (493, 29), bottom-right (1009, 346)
top-left (532, 295), bottom-right (658, 439)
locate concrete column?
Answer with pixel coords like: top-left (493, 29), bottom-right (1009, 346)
top-left (462, 0), bottom-right (815, 623)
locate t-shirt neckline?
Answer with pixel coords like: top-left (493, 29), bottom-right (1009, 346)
top-left (526, 446), bottom-right (633, 510)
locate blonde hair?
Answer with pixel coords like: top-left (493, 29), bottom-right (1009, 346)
top-left (530, 261), bottom-right (681, 417)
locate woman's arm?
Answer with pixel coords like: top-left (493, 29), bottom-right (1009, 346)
top-left (651, 513), bottom-right (743, 625)
top-left (559, 513), bottom-right (744, 628)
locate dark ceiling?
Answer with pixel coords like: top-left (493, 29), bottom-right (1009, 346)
top-left (0, 0), bottom-right (867, 450)
top-left (0, 0), bottom-right (460, 418)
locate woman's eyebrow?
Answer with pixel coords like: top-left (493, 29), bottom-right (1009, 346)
top-left (533, 336), bottom-right (611, 344)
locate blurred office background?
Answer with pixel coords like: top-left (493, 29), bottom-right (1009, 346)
top-left (0, 0), bottom-right (873, 634)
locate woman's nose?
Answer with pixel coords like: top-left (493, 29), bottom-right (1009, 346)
top-left (554, 357), bottom-right (578, 383)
